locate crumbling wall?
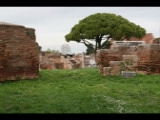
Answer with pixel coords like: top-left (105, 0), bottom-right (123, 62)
top-left (39, 52), bottom-right (62, 70)
top-left (39, 52), bottom-right (95, 70)
top-left (74, 54), bottom-right (83, 68)
top-left (60, 55), bottom-right (80, 69)
top-left (137, 44), bottom-right (160, 74)
top-left (96, 44), bottom-right (160, 76)
top-left (60, 55), bottom-right (73, 69)
top-left (0, 22), bottom-right (39, 81)
top-left (141, 33), bottom-right (154, 44)
top-left (96, 46), bottom-right (138, 74)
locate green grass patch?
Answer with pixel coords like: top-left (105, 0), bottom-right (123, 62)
top-left (0, 67), bottom-right (160, 113)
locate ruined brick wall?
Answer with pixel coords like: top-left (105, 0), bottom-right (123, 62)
top-left (110, 33), bottom-right (158, 47)
top-left (96, 46), bottom-right (137, 74)
top-left (0, 22), bottom-right (39, 81)
top-left (39, 52), bottom-right (81, 70)
top-left (141, 33), bottom-right (154, 44)
top-left (60, 56), bottom-right (72, 69)
top-left (74, 53), bottom-right (96, 68)
top-left (151, 38), bottom-right (158, 44)
top-left (74, 54), bottom-right (82, 68)
top-left (39, 52), bottom-right (95, 70)
top-left (96, 44), bottom-right (160, 75)
top-left (137, 44), bottom-right (160, 74)
top-left (60, 55), bottom-right (80, 69)
top-left (39, 52), bottom-right (62, 70)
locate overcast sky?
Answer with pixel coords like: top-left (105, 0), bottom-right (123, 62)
top-left (0, 7), bottom-right (160, 53)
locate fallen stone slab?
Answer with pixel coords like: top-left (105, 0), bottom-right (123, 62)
top-left (121, 71), bottom-right (136, 78)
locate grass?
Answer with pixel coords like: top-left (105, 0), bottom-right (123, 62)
top-left (0, 67), bottom-right (160, 113)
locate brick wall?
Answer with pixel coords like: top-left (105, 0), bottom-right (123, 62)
top-left (137, 44), bottom-right (160, 74)
top-left (96, 44), bottom-right (160, 75)
top-left (39, 52), bottom-right (95, 70)
top-left (0, 22), bottom-right (39, 81)
top-left (39, 52), bottom-right (62, 70)
top-left (141, 33), bottom-right (154, 44)
top-left (96, 46), bottom-right (137, 74)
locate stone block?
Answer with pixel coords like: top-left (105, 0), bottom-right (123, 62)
top-left (121, 71), bottom-right (136, 78)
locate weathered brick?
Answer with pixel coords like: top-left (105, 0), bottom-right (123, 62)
top-left (0, 22), bottom-right (39, 81)
top-left (96, 42), bottom-right (160, 76)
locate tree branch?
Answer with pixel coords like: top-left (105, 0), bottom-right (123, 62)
top-left (80, 39), bottom-right (95, 51)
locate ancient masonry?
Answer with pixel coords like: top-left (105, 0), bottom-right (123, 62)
top-left (96, 41), bottom-right (160, 76)
top-left (39, 52), bottom-right (96, 70)
top-left (0, 22), bottom-right (39, 82)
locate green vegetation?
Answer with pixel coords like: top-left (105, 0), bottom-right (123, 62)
top-left (0, 67), bottom-right (160, 113)
top-left (43, 48), bottom-right (59, 53)
top-left (65, 13), bottom-right (146, 54)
